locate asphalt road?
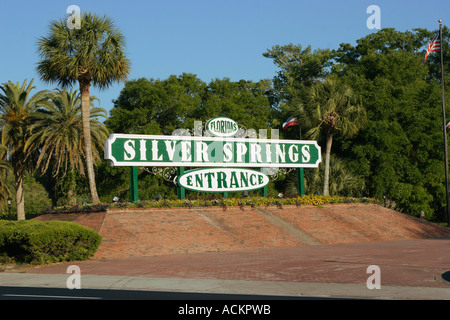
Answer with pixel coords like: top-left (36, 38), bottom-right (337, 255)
top-left (0, 286), bottom-right (325, 300)
top-left (1, 285), bottom-right (350, 319)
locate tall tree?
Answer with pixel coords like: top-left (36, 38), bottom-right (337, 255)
top-left (108, 74), bottom-right (206, 135)
top-left (26, 88), bottom-right (108, 204)
top-left (107, 74), bottom-right (273, 135)
top-left (333, 28), bottom-right (449, 218)
top-left (0, 145), bottom-right (11, 204)
top-left (200, 78), bottom-right (273, 132)
top-left (263, 44), bottom-right (333, 135)
top-left (298, 76), bottom-right (366, 195)
top-left (36, 12), bottom-right (131, 204)
top-left (304, 154), bottom-right (363, 197)
top-left (0, 79), bottom-right (50, 219)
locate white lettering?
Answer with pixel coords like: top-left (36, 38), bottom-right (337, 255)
top-left (178, 304), bottom-right (212, 317)
top-left (223, 142), bottom-right (233, 162)
top-left (366, 5), bottom-right (381, 30)
top-left (66, 5), bottom-right (81, 30)
top-left (288, 145), bottom-right (299, 162)
top-left (366, 265), bottom-right (381, 289)
top-left (124, 139), bottom-right (135, 160)
top-left (275, 144), bottom-right (286, 163)
top-left (152, 140), bottom-right (162, 161)
top-left (265, 144), bottom-right (272, 163)
top-left (139, 139), bottom-right (147, 161)
top-left (222, 304), bottom-right (271, 315)
top-left (195, 141), bottom-right (209, 162)
top-left (164, 140), bottom-right (176, 161)
top-left (181, 141), bottom-right (191, 161)
top-left (250, 143), bottom-right (262, 163)
top-left (301, 145), bottom-right (311, 162)
top-left (66, 265), bottom-right (81, 289)
top-left (236, 143), bottom-right (247, 162)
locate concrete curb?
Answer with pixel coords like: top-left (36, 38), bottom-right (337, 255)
top-left (1, 273), bottom-right (449, 300)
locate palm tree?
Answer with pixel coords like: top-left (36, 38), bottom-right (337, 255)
top-left (297, 77), bottom-right (366, 196)
top-left (26, 88), bottom-right (109, 205)
top-left (0, 145), bottom-right (11, 205)
top-left (305, 154), bottom-right (364, 196)
top-left (36, 12), bottom-right (131, 204)
top-left (0, 79), bottom-right (50, 219)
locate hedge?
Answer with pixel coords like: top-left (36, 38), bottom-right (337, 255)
top-left (0, 220), bottom-right (102, 264)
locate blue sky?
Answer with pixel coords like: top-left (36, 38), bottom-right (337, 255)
top-left (1, 0), bottom-right (449, 116)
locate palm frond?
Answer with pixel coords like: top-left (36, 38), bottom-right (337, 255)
top-left (26, 88), bottom-right (108, 177)
top-left (36, 13), bottom-right (131, 89)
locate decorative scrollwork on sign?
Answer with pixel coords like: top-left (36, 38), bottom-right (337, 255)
top-left (171, 128), bottom-right (192, 136)
top-left (143, 167), bottom-right (177, 182)
top-left (234, 125), bottom-right (248, 138)
top-left (266, 167), bottom-right (296, 181)
top-left (141, 119), bottom-right (298, 184)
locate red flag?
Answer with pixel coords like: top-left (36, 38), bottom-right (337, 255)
top-left (423, 31), bottom-right (441, 63)
top-left (282, 116), bottom-right (299, 129)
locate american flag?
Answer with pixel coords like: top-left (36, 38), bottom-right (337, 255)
top-left (423, 31), bottom-right (441, 63)
top-left (282, 116), bottom-right (299, 129)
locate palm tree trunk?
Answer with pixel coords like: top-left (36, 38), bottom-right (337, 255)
top-left (323, 132), bottom-right (333, 196)
top-left (14, 170), bottom-right (25, 220)
top-left (79, 80), bottom-right (100, 204)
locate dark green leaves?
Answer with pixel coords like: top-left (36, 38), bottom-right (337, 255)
top-left (106, 74), bottom-right (274, 136)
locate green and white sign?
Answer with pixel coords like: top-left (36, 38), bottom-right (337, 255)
top-left (104, 134), bottom-right (321, 168)
top-left (178, 168), bottom-right (269, 192)
top-left (206, 117), bottom-right (239, 137)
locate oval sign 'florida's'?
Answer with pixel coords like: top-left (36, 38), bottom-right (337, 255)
top-left (178, 168), bottom-right (269, 192)
top-left (206, 117), bottom-right (239, 137)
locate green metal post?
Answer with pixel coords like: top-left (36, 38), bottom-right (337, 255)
top-left (297, 168), bottom-right (305, 196)
top-left (130, 166), bottom-right (138, 202)
top-left (260, 168), bottom-right (268, 197)
top-left (177, 167), bottom-right (185, 200)
top-left (297, 125), bottom-right (305, 196)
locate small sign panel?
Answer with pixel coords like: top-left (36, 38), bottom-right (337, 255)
top-left (178, 168), bottom-right (269, 192)
top-left (206, 117), bottom-right (239, 137)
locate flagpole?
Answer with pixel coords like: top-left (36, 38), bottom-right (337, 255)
top-left (438, 20), bottom-right (450, 227)
top-left (297, 125), bottom-right (305, 196)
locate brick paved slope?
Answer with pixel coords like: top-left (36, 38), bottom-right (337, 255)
top-left (34, 203), bottom-right (450, 259)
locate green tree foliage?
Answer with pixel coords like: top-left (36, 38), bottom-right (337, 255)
top-left (27, 89), bottom-right (108, 176)
top-left (26, 88), bottom-right (108, 205)
top-left (263, 44), bottom-right (333, 138)
top-left (333, 28), bottom-right (450, 219)
top-left (265, 28), bottom-right (450, 221)
top-left (23, 174), bottom-right (52, 216)
top-left (0, 80), bottom-right (50, 220)
top-left (0, 145), bottom-right (11, 204)
top-left (305, 154), bottom-right (364, 197)
top-left (107, 73), bottom-right (274, 135)
top-left (297, 76), bottom-right (366, 195)
top-left (107, 74), bottom-right (205, 135)
top-left (36, 12), bottom-right (131, 204)
top-left (200, 78), bottom-right (274, 131)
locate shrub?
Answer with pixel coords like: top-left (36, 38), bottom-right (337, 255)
top-left (0, 220), bottom-right (102, 264)
top-left (40, 203), bottom-right (108, 215)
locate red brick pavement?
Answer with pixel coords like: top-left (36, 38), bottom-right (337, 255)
top-left (28, 238), bottom-right (450, 288)
top-left (33, 204), bottom-right (450, 260)
top-left (30, 204), bottom-right (450, 289)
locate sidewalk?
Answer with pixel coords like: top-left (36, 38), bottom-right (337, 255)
top-left (2, 238), bottom-right (449, 299)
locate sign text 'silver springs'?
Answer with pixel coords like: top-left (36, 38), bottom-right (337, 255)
top-left (104, 134), bottom-right (321, 168)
